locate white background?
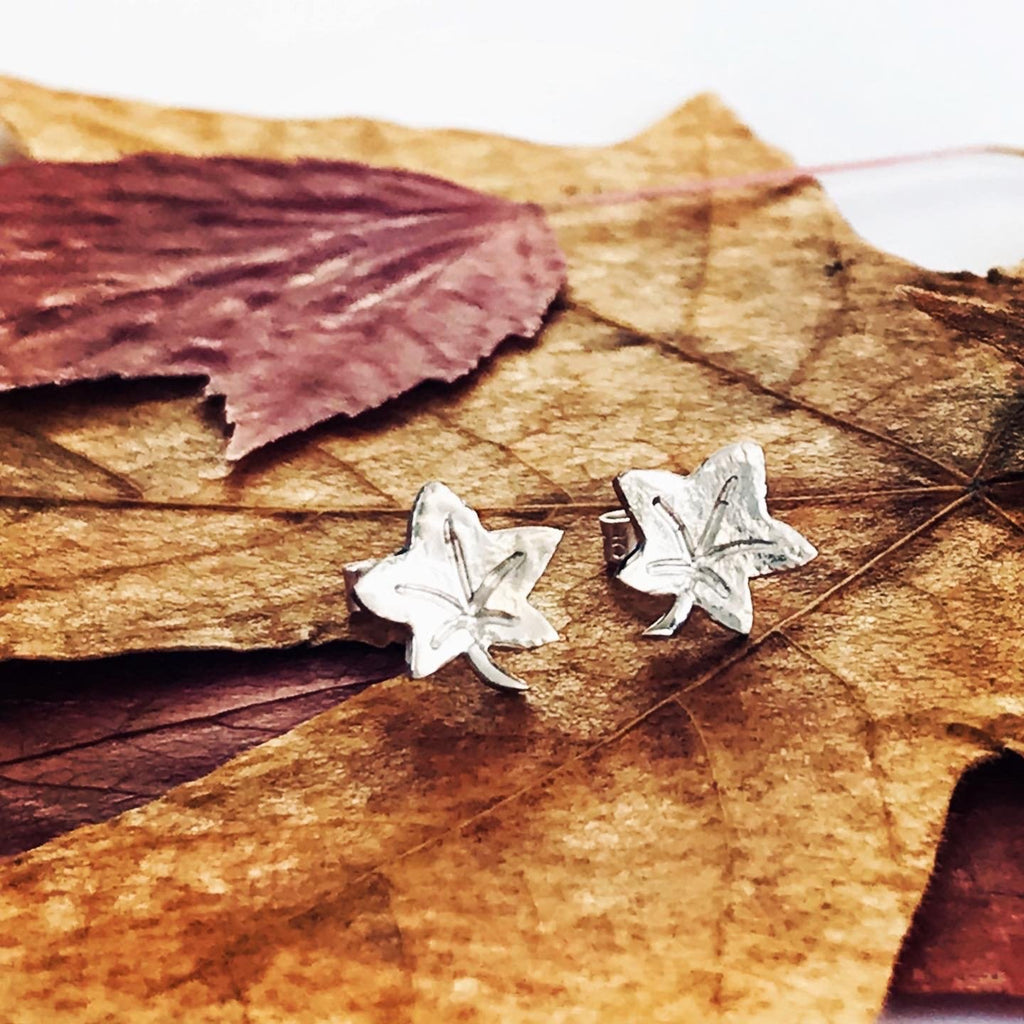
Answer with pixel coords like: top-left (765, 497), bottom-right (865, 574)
top-left (3, 3), bottom-right (1024, 1021)
top-left (3, 0), bottom-right (1024, 274)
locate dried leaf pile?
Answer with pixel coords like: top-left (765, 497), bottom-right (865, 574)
top-left (0, 75), bottom-right (1022, 1023)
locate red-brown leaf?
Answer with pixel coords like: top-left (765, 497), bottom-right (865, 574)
top-left (0, 642), bottom-right (403, 857)
top-left (903, 275), bottom-right (1024, 366)
top-left (888, 751), bottom-right (1024, 1006)
top-left (0, 154), bottom-right (565, 458)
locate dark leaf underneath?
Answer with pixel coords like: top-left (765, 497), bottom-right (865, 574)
top-left (888, 751), bottom-right (1024, 1004)
top-left (0, 642), bottom-right (402, 857)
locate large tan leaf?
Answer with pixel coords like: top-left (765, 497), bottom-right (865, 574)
top-left (0, 76), bottom-right (1022, 1022)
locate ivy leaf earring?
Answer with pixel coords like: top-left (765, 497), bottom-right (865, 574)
top-left (347, 482), bottom-right (563, 692)
top-left (602, 441), bottom-right (817, 636)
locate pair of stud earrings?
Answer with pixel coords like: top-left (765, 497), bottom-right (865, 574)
top-left (345, 440), bottom-right (817, 693)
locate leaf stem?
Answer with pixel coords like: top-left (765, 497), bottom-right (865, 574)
top-left (546, 143), bottom-right (1024, 212)
top-left (466, 643), bottom-right (529, 694)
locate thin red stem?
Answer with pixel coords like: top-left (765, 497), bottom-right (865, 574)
top-left (548, 144), bottom-right (1024, 211)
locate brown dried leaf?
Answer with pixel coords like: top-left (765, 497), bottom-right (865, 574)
top-left (0, 154), bottom-right (564, 459)
top-left (0, 77), bottom-right (1022, 1023)
top-left (0, 115), bottom-right (28, 165)
top-left (904, 275), bottom-right (1024, 365)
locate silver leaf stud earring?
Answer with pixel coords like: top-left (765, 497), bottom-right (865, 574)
top-left (346, 482), bottom-right (563, 693)
top-left (601, 440), bottom-right (816, 636)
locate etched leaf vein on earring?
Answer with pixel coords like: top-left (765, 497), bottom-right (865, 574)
top-left (648, 477), bottom-right (772, 598)
top-left (394, 513), bottom-right (522, 652)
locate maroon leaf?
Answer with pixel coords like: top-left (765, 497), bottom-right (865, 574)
top-left (0, 642), bottom-right (403, 857)
top-left (887, 751), bottom-right (1024, 1006)
top-left (0, 155), bottom-right (565, 458)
